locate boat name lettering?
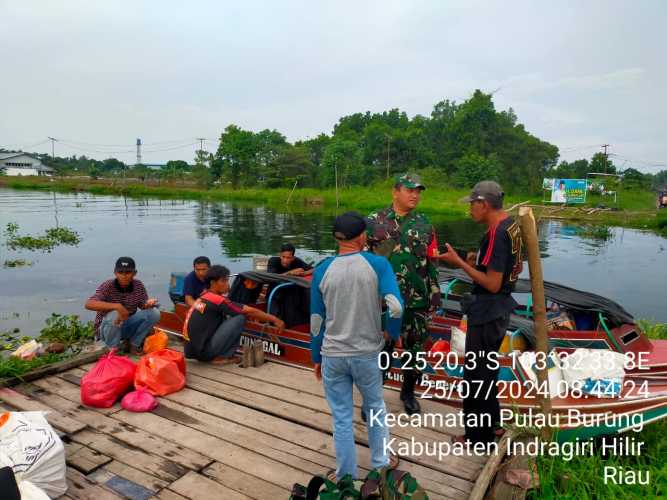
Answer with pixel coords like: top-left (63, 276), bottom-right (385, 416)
top-left (240, 335), bottom-right (283, 356)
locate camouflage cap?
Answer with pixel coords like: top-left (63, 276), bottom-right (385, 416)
top-left (395, 173), bottom-right (426, 191)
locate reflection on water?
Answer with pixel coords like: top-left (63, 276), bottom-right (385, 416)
top-left (1, 187), bottom-right (666, 335)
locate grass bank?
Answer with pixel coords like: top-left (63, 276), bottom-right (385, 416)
top-left (2, 176), bottom-right (665, 234)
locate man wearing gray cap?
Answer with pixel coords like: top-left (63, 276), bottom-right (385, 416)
top-left (437, 181), bottom-right (523, 444)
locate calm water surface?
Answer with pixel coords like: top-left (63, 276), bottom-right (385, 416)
top-left (1, 187), bottom-right (665, 335)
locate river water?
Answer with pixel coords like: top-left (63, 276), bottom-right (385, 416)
top-left (1, 187), bottom-right (665, 335)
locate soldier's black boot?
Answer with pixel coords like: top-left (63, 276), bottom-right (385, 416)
top-left (400, 370), bottom-right (421, 415)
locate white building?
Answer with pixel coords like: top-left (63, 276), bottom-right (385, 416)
top-left (0, 152), bottom-right (54, 176)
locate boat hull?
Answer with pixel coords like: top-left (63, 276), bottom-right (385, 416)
top-left (158, 305), bottom-right (667, 440)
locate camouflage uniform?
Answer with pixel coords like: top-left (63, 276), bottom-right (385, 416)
top-left (367, 196), bottom-right (441, 364)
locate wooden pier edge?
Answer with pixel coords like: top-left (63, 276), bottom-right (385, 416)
top-left (0, 347), bottom-right (107, 388)
top-left (466, 430), bottom-right (513, 500)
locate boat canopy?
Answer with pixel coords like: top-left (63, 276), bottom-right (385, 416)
top-left (229, 271), bottom-right (311, 328)
top-left (438, 268), bottom-right (635, 325)
top-left (232, 271), bottom-right (311, 288)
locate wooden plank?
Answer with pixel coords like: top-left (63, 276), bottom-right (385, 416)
top-left (70, 429), bottom-right (188, 483)
top-left (65, 468), bottom-right (122, 500)
top-left (166, 387), bottom-right (341, 467)
top-left (151, 398), bottom-right (332, 475)
top-left (180, 371), bottom-right (480, 481)
top-left (203, 461), bottom-right (289, 499)
top-left (468, 431), bottom-right (511, 500)
top-left (0, 387), bottom-right (87, 434)
top-left (104, 460), bottom-right (170, 493)
top-left (168, 471), bottom-right (252, 500)
top-left (61, 363), bottom-right (474, 498)
top-left (0, 348), bottom-right (107, 388)
top-left (162, 374), bottom-right (473, 498)
top-left (47, 369), bottom-right (313, 491)
top-left (153, 488), bottom-right (189, 500)
top-left (112, 408), bottom-right (311, 491)
top-left (153, 489), bottom-right (189, 500)
top-left (195, 360), bottom-right (468, 437)
top-left (65, 442), bottom-right (112, 474)
top-left (187, 362), bottom-right (474, 455)
top-left (25, 379), bottom-right (211, 471)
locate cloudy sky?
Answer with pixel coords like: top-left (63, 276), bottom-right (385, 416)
top-left (1, 0), bottom-right (665, 172)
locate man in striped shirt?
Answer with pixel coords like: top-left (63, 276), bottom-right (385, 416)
top-left (85, 257), bottom-right (161, 355)
top-left (437, 181), bottom-right (523, 444)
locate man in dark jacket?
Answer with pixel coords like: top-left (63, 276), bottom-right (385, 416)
top-left (437, 181), bottom-right (522, 444)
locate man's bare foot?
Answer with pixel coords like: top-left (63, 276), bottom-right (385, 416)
top-left (211, 356), bottom-right (240, 365)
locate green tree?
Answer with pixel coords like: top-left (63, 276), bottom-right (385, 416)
top-left (453, 152), bottom-right (501, 188)
top-left (266, 145), bottom-right (314, 188)
top-left (215, 125), bottom-right (257, 188)
top-left (590, 152), bottom-right (616, 174)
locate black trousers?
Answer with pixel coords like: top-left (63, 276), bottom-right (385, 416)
top-left (462, 314), bottom-right (509, 444)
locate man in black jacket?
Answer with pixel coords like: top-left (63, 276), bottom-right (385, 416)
top-left (437, 181), bottom-right (522, 444)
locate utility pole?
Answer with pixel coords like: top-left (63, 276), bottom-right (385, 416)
top-left (601, 144), bottom-right (610, 174)
top-left (136, 138), bottom-right (142, 166)
top-left (385, 134), bottom-right (391, 179)
top-left (197, 138), bottom-right (206, 152)
top-left (47, 137), bottom-right (56, 159)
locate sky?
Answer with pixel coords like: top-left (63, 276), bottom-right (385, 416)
top-left (1, 0), bottom-right (666, 172)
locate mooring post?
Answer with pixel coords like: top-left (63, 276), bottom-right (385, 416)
top-left (518, 206), bottom-right (553, 440)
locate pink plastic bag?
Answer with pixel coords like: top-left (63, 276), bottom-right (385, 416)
top-left (81, 349), bottom-right (136, 408)
top-left (121, 389), bottom-right (159, 412)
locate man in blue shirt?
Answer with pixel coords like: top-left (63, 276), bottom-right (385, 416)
top-left (311, 212), bottom-right (403, 480)
top-left (183, 256), bottom-right (210, 306)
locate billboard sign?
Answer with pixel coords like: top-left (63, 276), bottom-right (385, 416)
top-left (543, 178), bottom-right (587, 204)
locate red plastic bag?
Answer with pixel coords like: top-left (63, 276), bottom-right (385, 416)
top-left (431, 339), bottom-right (451, 354)
top-left (81, 349), bottom-right (136, 408)
top-left (121, 388), bottom-right (159, 412)
top-left (134, 348), bottom-right (186, 396)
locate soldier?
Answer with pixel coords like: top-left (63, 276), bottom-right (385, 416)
top-left (366, 173), bottom-right (441, 415)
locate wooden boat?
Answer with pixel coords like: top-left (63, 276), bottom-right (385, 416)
top-left (158, 270), bottom-right (667, 441)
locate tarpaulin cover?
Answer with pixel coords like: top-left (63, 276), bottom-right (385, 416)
top-left (438, 268), bottom-right (635, 326)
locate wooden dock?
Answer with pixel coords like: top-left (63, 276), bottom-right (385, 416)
top-left (0, 356), bottom-right (495, 499)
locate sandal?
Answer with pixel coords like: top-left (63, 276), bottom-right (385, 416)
top-left (389, 452), bottom-right (400, 469)
top-left (326, 469), bottom-right (337, 482)
top-left (211, 355), bottom-right (241, 365)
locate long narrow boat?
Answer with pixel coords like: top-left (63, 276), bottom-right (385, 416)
top-left (158, 270), bottom-right (667, 441)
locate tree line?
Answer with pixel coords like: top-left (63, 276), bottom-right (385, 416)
top-left (3, 90), bottom-right (666, 193)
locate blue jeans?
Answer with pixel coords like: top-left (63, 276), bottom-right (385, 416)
top-left (99, 308), bottom-right (161, 349)
top-left (322, 351), bottom-right (390, 480)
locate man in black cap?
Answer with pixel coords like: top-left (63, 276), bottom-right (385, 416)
top-left (85, 257), bottom-right (161, 354)
top-left (311, 211), bottom-right (403, 480)
top-left (437, 181), bottom-right (523, 444)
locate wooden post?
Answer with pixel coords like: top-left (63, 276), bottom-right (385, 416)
top-left (518, 207), bottom-right (552, 439)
